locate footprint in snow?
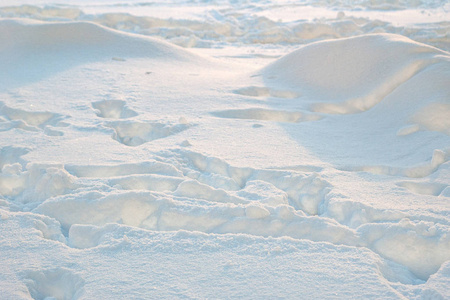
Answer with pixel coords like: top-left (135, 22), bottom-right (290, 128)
top-left (23, 268), bottom-right (85, 300)
top-left (106, 120), bottom-right (191, 146)
top-left (92, 99), bottom-right (138, 119)
top-left (0, 102), bottom-right (66, 136)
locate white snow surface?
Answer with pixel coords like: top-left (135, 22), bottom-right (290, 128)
top-left (0, 1), bottom-right (449, 299)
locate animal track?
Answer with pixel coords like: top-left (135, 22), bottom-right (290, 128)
top-left (23, 268), bottom-right (85, 300)
top-left (212, 108), bottom-right (321, 123)
top-left (0, 101), bottom-right (65, 135)
top-left (91, 99), bottom-right (190, 146)
top-left (92, 100), bottom-right (138, 119)
top-left (106, 120), bottom-right (190, 146)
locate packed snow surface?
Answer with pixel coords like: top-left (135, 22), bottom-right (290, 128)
top-left (0, 1), bottom-right (449, 299)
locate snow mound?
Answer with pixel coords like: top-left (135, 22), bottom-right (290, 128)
top-left (263, 33), bottom-right (449, 114)
top-left (0, 19), bottom-right (209, 87)
top-left (0, 19), bottom-right (203, 62)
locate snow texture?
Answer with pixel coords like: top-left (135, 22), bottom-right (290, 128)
top-left (0, 1), bottom-right (449, 299)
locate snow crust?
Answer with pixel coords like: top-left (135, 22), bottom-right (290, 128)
top-left (0, 1), bottom-right (449, 299)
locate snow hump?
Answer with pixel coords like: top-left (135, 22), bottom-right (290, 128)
top-left (0, 18), bottom-right (205, 64)
top-left (263, 33), bottom-right (450, 114)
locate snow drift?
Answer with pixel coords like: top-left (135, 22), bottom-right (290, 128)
top-left (0, 19), bottom-right (209, 88)
top-left (0, 18), bottom-right (203, 62)
top-left (263, 33), bottom-right (450, 115)
top-left (258, 33), bottom-right (450, 171)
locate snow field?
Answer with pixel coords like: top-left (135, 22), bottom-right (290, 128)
top-left (0, 4), bottom-right (449, 299)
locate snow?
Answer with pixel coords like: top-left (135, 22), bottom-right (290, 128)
top-left (0, 0), bottom-right (449, 299)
